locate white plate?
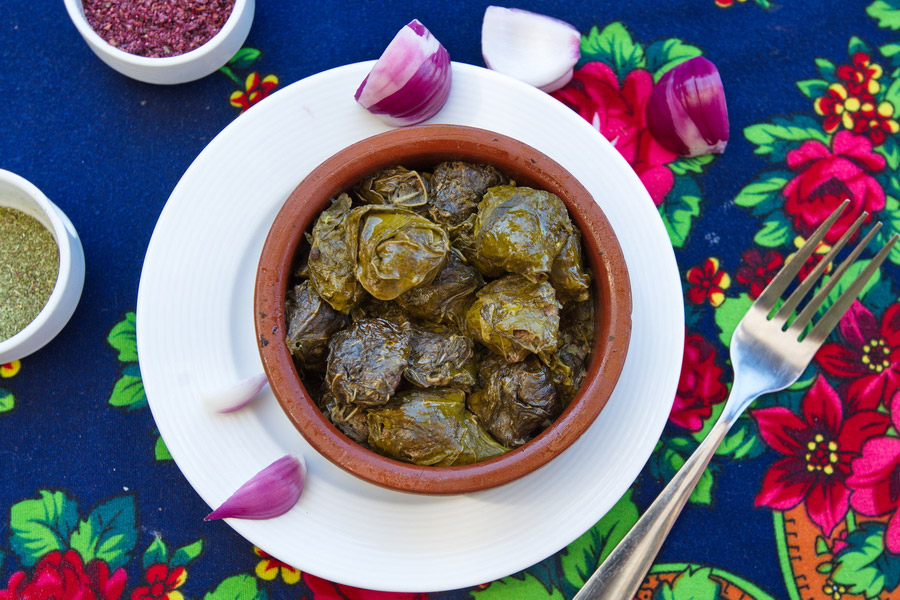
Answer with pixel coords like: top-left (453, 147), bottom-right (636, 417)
top-left (137, 61), bottom-right (684, 593)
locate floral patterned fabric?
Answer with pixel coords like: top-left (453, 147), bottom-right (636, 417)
top-left (6, 1), bottom-right (900, 598)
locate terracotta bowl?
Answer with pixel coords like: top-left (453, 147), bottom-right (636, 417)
top-left (254, 124), bottom-right (632, 495)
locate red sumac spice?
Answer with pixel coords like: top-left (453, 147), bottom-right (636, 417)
top-left (82, 0), bottom-right (236, 58)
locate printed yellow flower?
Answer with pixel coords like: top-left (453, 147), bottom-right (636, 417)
top-left (253, 547), bottom-right (301, 584)
top-left (1, 361), bottom-right (20, 378)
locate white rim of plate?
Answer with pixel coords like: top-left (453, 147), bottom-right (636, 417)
top-left (136, 61), bottom-right (684, 593)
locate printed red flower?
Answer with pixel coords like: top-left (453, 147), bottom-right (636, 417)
top-left (552, 62), bottom-right (678, 205)
top-left (785, 236), bottom-right (832, 282)
top-left (0, 550), bottom-right (126, 600)
top-left (836, 52), bottom-right (884, 97)
top-left (814, 83), bottom-right (857, 134)
top-left (816, 301), bottom-right (900, 410)
top-left (751, 376), bottom-right (890, 536)
top-left (131, 564), bottom-right (185, 600)
top-left (669, 331), bottom-right (728, 431)
top-left (851, 98), bottom-right (899, 146)
top-left (846, 392), bottom-right (900, 553)
top-left (303, 572), bottom-right (429, 600)
top-left (714, 0), bottom-right (747, 6)
top-left (230, 72), bottom-right (278, 112)
top-left (735, 248), bottom-right (783, 298)
top-left (253, 547), bottom-right (300, 584)
top-left (782, 131), bottom-right (885, 243)
top-left (686, 257), bottom-right (730, 307)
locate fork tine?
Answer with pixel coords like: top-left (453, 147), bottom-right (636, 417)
top-left (755, 199), bottom-right (849, 313)
top-left (802, 233), bottom-right (898, 345)
top-left (789, 221), bottom-right (881, 333)
top-left (772, 211), bottom-right (868, 326)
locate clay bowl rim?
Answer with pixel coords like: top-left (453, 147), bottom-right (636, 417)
top-left (254, 123), bottom-right (632, 495)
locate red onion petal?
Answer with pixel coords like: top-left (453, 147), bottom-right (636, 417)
top-left (481, 6), bottom-right (581, 93)
top-left (355, 19), bottom-right (451, 127)
top-left (646, 56), bottom-right (729, 157)
top-left (202, 372), bottom-right (268, 413)
top-left (205, 454), bottom-right (306, 521)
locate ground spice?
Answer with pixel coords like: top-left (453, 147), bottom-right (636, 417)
top-left (0, 207), bottom-right (60, 342)
top-left (82, 0), bottom-right (236, 58)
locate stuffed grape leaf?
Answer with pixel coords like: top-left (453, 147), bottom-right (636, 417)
top-left (325, 317), bottom-right (410, 406)
top-left (465, 274), bottom-right (561, 363)
top-left (367, 388), bottom-right (508, 466)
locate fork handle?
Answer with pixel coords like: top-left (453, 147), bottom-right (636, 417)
top-left (572, 416), bottom-right (732, 599)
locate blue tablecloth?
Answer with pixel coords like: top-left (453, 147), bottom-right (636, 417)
top-left (4, 1), bottom-right (900, 598)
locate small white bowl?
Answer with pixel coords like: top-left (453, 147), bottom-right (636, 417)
top-left (0, 170), bottom-right (85, 363)
top-left (63, 0), bottom-right (255, 85)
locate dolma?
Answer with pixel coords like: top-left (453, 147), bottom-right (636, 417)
top-left (353, 165), bottom-right (431, 208)
top-left (394, 248), bottom-right (482, 329)
top-left (468, 354), bottom-right (560, 448)
top-left (547, 298), bottom-right (594, 405)
top-left (465, 274), bottom-right (561, 363)
top-left (347, 205), bottom-right (450, 300)
top-left (549, 229), bottom-right (591, 305)
top-left (318, 390), bottom-right (369, 445)
top-left (404, 326), bottom-right (478, 390)
top-left (284, 280), bottom-right (349, 371)
top-left (367, 388), bottom-right (508, 466)
top-left (307, 194), bottom-right (364, 313)
top-left (325, 317), bottom-right (410, 406)
top-left (427, 161), bottom-right (508, 228)
top-left (469, 185), bottom-right (573, 280)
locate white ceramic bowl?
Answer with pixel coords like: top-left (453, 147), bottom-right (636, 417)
top-left (63, 0), bottom-right (255, 85)
top-left (0, 170), bottom-right (85, 363)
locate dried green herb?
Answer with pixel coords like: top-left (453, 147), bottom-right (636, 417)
top-left (0, 207), bottom-right (59, 341)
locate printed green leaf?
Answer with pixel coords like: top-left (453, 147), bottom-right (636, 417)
top-left (692, 468), bottom-right (714, 505)
top-left (558, 490), bottom-right (640, 596)
top-left (716, 414), bottom-right (766, 461)
top-left (171, 539), bottom-right (203, 567)
top-left (659, 175), bottom-right (702, 248)
top-left (668, 154), bottom-right (715, 176)
top-left (848, 36), bottom-right (873, 58)
top-left (879, 136), bottom-right (900, 171)
top-left (108, 364), bottom-right (146, 411)
top-left (650, 436), bottom-right (714, 503)
top-left (715, 294), bottom-right (755, 347)
top-left (817, 259), bottom-right (881, 318)
top-left (108, 312), bottom-right (138, 363)
top-left (471, 572), bottom-right (565, 600)
top-left (69, 496), bottom-right (137, 572)
top-left (754, 216), bottom-right (794, 248)
top-left (0, 389), bottom-right (13, 413)
top-left (868, 1), bottom-right (900, 30)
top-left (579, 23), bottom-right (646, 82)
top-left (644, 38), bottom-right (702, 82)
top-left (228, 47), bottom-right (262, 69)
top-left (142, 535), bottom-right (169, 569)
top-left (744, 115), bottom-right (829, 163)
top-left (882, 42), bottom-right (900, 68)
top-left (668, 567), bottom-right (723, 600)
top-left (204, 574), bottom-right (270, 600)
top-left (833, 521), bottom-right (900, 596)
top-left (733, 170), bottom-right (792, 215)
top-left (10, 491), bottom-right (79, 566)
top-left (155, 435), bottom-right (173, 461)
top-left (796, 79), bottom-right (828, 99)
top-left (815, 58), bottom-right (836, 81)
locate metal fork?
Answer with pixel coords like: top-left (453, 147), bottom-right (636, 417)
top-left (573, 200), bottom-right (899, 600)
